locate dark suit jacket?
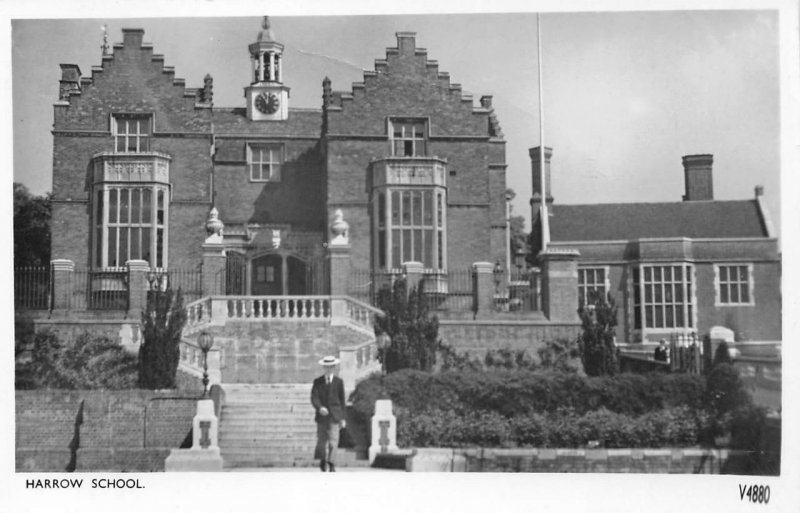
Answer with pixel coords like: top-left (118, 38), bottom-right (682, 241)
top-left (311, 375), bottom-right (346, 424)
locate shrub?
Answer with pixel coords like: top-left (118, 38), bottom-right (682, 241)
top-left (16, 330), bottom-right (138, 389)
top-left (350, 369), bottom-right (707, 423)
top-left (139, 288), bottom-right (187, 389)
top-left (705, 363), bottom-right (751, 414)
top-left (712, 341), bottom-right (733, 367)
top-left (537, 338), bottom-right (583, 373)
top-left (395, 406), bottom-right (714, 449)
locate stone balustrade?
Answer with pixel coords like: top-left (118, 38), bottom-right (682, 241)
top-left (225, 296), bottom-right (332, 320)
top-left (185, 297), bottom-right (213, 333)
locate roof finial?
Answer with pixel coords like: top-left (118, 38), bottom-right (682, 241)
top-left (101, 24), bottom-right (110, 56)
top-left (262, 16), bottom-right (270, 30)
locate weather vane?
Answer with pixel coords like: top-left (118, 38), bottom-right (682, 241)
top-left (101, 24), bottom-right (109, 55)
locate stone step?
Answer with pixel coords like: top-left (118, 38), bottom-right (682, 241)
top-left (223, 400), bottom-right (313, 407)
top-left (222, 403), bottom-right (314, 411)
top-left (219, 430), bottom-right (317, 439)
top-left (220, 408), bottom-right (314, 422)
top-left (220, 425), bottom-right (316, 432)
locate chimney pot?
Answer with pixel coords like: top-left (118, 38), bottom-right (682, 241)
top-left (755, 185), bottom-right (764, 197)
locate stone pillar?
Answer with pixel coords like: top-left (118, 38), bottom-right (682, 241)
top-left (403, 261), bottom-right (424, 292)
top-left (369, 399), bottom-right (399, 464)
top-left (202, 241), bottom-right (226, 297)
top-left (164, 399), bottom-right (223, 472)
top-left (538, 248), bottom-right (580, 322)
top-left (50, 259), bottom-right (74, 311)
top-left (126, 260), bottom-right (150, 316)
top-left (472, 261), bottom-right (495, 317)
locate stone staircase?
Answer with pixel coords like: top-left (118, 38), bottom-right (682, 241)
top-left (219, 383), bottom-right (368, 469)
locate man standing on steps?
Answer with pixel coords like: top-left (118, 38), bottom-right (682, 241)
top-left (311, 355), bottom-right (346, 472)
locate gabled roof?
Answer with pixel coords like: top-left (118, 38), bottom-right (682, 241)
top-left (549, 200), bottom-right (769, 241)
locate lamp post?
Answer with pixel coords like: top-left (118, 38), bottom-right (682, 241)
top-left (376, 332), bottom-right (391, 375)
top-left (197, 330), bottom-right (214, 399)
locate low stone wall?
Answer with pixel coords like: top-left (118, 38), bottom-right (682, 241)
top-left (407, 447), bottom-right (749, 473)
top-left (24, 315), bottom-right (142, 354)
top-left (16, 389), bottom-right (198, 472)
top-left (438, 319), bottom-right (581, 354)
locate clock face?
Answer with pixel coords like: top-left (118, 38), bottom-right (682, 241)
top-left (255, 92), bottom-right (280, 114)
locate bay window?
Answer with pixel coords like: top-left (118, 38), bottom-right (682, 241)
top-left (375, 188), bottom-right (445, 270)
top-left (93, 185), bottom-right (169, 269)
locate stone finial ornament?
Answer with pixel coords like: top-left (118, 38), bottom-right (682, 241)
top-left (329, 209), bottom-right (349, 246)
top-left (271, 229), bottom-right (281, 249)
top-left (258, 16), bottom-right (275, 42)
top-left (205, 207), bottom-right (224, 242)
top-left (202, 74), bottom-right (214, 104)
top-left (101, 24), bottom-right (110, 56)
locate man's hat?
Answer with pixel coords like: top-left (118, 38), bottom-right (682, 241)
top-left (318, 355), bottom-right (340, 366)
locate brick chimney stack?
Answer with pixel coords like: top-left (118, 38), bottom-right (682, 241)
top-left (58, 64), bottom-right (82, 101)
top-left (529, 146), bottom-right (553, 205)
top-left (682, 154), bottom-right (714, 201)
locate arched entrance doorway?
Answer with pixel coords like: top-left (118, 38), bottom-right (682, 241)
top-left (251, 253), bottom-right (308, 295)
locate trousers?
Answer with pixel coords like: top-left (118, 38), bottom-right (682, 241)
top-left (315, 420), bottom-right (341, 465)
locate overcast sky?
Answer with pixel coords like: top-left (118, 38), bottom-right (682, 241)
top-left (10, 10), bottom-right (784, 235)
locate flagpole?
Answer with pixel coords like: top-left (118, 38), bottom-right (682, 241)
top-left (537, 13), bottom-right (550, 251)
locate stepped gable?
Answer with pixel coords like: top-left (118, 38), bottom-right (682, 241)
top-left (54, 28), bottom-right (212, 132)
top-left (324, 32), bottom-right (500, 138)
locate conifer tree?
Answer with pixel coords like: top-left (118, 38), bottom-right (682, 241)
top-left (139, 288), bottom-right (187, 389)
top-left (375, 279), bottom-right (440, 373)
top-left (577, 292), bottom-right (619, 376)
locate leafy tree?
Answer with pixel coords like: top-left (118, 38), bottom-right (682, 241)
top-left (577, 292), bottom-right (619, 376)
top-left (375, 279), bottom-right (440, 373)
top-left (14, 183), bottom-right (51, 266)
top-left (139, 288), bottom-right (187, 389)
top-left (505, 188), bottom-right (528, 257)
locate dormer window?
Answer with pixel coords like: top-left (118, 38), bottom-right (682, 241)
top-left (390, 118), bottom-right (427, 157)
top-left (113, 114), bottom-right (151, 153)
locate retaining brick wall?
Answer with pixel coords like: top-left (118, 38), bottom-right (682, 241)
top-left (16, 389), bottom-right (197, 472)
top-left (409, 447), bottom-right (756, 474)
top-left (438, 319), bottom-right (581, 355)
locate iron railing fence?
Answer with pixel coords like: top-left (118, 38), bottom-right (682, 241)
top-left (493, 267), bottom-right (542, 312)
top-left (146, 268), bottom-right (204, 304)
top-left (425, 268), bottom-right (473, 312)
top-left (72, 268), bottom-right (128, 311)
top-left (14, 266), bottom-right (51, 310)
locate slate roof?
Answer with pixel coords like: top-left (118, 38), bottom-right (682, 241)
top-left (549, 200), bottom-right (769, 241)
top-left (211, 108), bottom-right (322, 137)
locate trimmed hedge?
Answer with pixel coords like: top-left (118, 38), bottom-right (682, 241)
top-left (396, 406), bottom-right (713, 448)
top-left (350, 369), bottom-right (706, 424)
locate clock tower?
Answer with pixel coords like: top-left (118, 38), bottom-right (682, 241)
top-left (245, 17), bottom-right (290, 121)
